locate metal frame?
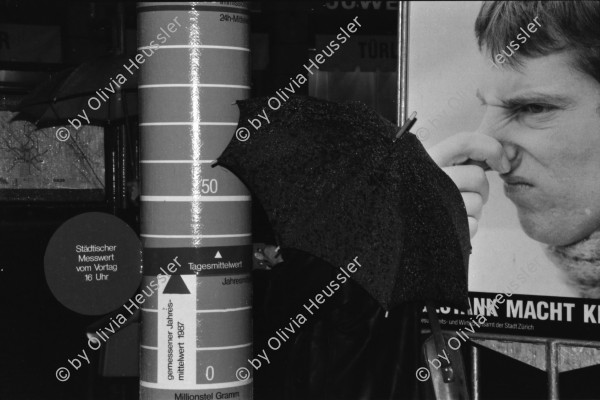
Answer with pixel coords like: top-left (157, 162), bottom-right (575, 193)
top-left (396, 1), bottom-right (410, 125)
top-left (420, 329), bottom-right (600, 399)
top-left (468, 332), bottom-right (600, 400)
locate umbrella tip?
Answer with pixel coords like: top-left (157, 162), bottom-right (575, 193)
top-left (394, 111), bottom-right (418, 141)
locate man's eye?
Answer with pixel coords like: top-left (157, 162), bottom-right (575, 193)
top-left (520, 104), bottom-right (554, 114)
top-left (510, 103), bottom-right (559, 126)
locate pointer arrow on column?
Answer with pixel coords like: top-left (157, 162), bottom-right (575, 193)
top-left (163, 274), bottom-right (190, 294)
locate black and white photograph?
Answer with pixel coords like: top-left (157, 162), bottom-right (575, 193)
top-left (1, 1), bottom-right (599, 399)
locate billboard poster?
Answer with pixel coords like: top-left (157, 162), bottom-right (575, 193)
top-left (408, 1), bottom-right (600, 340)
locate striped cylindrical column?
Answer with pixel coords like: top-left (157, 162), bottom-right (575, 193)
top-left (137, 3), bottom-right (252, 399)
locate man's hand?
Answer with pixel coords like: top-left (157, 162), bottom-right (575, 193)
top-left (254, 245), bottom-right (284, 268)
top-left (428, 132), bottom-right (511, 239)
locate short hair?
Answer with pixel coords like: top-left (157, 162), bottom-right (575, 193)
top-left (475, 1), bottom-right (600, 84)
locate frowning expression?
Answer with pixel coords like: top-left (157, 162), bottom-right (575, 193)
top-left (477, 51), bottom-right (600, 246)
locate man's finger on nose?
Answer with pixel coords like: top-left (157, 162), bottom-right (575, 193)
top-left (443, 165), bottom-right (490, 203)
top-left (464, 159), bottom-right (491, 171)
top-left (462, 134), bottom-right (511, 173)
top-left (462, 192), bottom-right (483, 220)
top-left (429, 132), bottom-right (510, 173)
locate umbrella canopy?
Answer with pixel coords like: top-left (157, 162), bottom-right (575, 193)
top-left (215, 96), bottom-right (471, 310)
top-left (13, 55), bottom-right (137, 128)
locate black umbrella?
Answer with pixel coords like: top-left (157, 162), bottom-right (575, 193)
top-left (215, 96), bottom-right (471, 311)
top-left (12, 55), bottom-right (137, 128)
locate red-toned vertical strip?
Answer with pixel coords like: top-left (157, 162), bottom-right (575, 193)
top-left (137, 3), bottom-right (252, 399)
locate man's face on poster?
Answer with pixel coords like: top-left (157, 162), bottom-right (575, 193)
top-left (476, 51), bottom-right (600, 246)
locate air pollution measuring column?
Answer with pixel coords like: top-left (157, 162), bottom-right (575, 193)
top-left (137, 3), bottom-right (252, 399)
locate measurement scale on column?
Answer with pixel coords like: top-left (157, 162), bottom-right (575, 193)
top-left (137, 2), bottom-right (252, 399)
